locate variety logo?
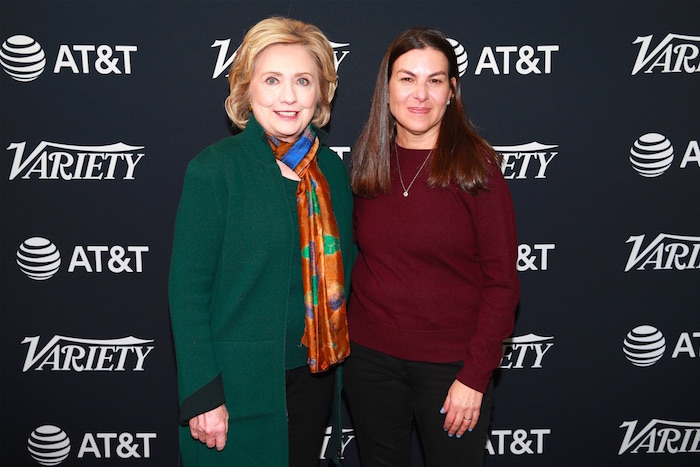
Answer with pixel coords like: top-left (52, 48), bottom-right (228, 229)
top-left (500, 333), bottom-right (554, 369)
top-left (320, 426), bottom-right (355, 460)
top-left (1, 35), bottom-right (46, 82)
top-left (447, 37), bottom-right (468, 77)
top-left (619, 419), bottom-right (700, 454)
top-left (517, 243), bottom-right (555, 272)
top-left (22, 335), bottom-right (155, 372)
top-left (625, 233), bottom-right (700, 272)
top-left (27, 424), bottom-right (156, 464)
top-left (487, 428), bottom-right (551, 455)
top-left (494, 142), bottom-right (558, 179)
top-left (629, 133), bottom-right (699, 177)
top-left (16, 237), bottom-right (149, 279)
top-left (474, 44), bottom-right (559, 75)
top-left (623, 325), bottom-right (666, 367)
top-left (2, 34), bottom-right (137, 81)
top-left (16, 237), bottom-right (61, 280)
top-left (7, 141), bottom-right (145, 181)
top-left (28, 425), bottom-right (71, 466)
top-left (211, 38), bottom-right (350, 79)
top-left (632, 33), bottom-right (700, 75)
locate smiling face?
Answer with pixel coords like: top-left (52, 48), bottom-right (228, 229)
top-left (249, 43), bottom-right (320, 142)
top-left (388, 47), bottom-right (455, 149)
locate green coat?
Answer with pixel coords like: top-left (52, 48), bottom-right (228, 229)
top-left (168, 116), bottom-right (353, 466)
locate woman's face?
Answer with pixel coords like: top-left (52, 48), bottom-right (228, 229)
top-left (249, 43), bottom-right (320, 142)
top-left (388, 47), bottom-right (455, 148)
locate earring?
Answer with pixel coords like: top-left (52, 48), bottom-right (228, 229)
top-left (447, 99), bottom-right (451, 105)
top-left (248, 102), bottom-right (253, 111)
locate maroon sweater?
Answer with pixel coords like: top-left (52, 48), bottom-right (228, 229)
top-left (348, 145), bottom-right (520, 393)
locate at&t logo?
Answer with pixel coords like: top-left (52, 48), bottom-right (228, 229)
top-left (28, 425), bottom-right (70, 465)
top-left (631, 33), bottom-right (700, 75)
top-left (1, 35), bottom-right (46, 82)
top-left (629, 133), bottom-right (699, 177)
top-left (16, 236), bottom-right (149, 279)
top-left (474, 44), bottom-right (559, 75)
top-left (623, 324), bottom-right (700, 367)
top-left (27, 424), bottom-right (156, 464)
top-left (446, 37), bottom-right (468, 77)
top-left (2, 34), bottom-right (136, 82)
top-left (623, 325), bottom-right (666, 367)
top-left (517, 243), bottom-right (555, 272)
top-left (17, 237), bottom-right (61, 280)
top-left (486, 428), bottom-right (551, 455)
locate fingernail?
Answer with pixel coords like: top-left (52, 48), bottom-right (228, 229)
top-left (468, 428), bottom-right (473, 432)
top-left (456, 434), bottom-right (462, 439)
top-left (439, 407), bottom-right (445, 414)
top-left (448, 433), bottom-right (453, 438)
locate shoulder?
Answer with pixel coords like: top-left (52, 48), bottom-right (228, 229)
top-left (318, 146), bottom-right (349, 181)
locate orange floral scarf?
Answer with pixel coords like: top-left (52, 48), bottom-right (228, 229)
top-left (267, 127), bottom-right (350, 372)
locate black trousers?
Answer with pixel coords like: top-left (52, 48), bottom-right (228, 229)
top-left (286, 364), bottom-right (336, 467)
top-left (343, 343), bottom-right (493, 467)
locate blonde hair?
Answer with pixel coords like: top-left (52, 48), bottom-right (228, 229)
top-left (224, 17), bottom-right (338, 129)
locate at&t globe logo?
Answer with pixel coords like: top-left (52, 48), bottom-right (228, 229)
top-left (1, 35), bottom-right (46, 82)
top-left (623, 325), bottom-right (666, 367)
top-left (28, 425), bottom-right (71, 466)
top-left (629, 133), bottom-right (674, 177)
top-left (447, 37), bottom-right (468, 77)
top-left (16, 237), bottom-right (61, 280)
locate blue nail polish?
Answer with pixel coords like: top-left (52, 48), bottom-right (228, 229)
top-left (456, 434), bottom-right (462, 439)
top-left (468, 428), bottom-right (473, 433)
top-left (448, 433), bottom-right (453, 438)
top-left (439, 407), bottom-right (445, 414)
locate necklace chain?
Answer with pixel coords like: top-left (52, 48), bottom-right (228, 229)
top-left (395, 144), bottom-right (433, 197)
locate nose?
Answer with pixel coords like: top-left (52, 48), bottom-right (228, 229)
top-left (412, 82), bottom-right (428, 101)
top-left (280, 80), bottom-right (297, 104)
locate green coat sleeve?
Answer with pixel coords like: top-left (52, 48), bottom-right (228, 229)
top-left (169, 156), bottom-right (226, 421)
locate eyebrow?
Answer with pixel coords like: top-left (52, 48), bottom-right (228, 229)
top-left (395, 69), bottom-right (448, 78)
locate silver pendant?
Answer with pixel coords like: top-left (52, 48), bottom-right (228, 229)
top-left (403, 191), bottom-right (409, 197)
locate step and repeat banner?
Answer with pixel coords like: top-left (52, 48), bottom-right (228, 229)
top-left (2, 1), bottom-right (699, 465)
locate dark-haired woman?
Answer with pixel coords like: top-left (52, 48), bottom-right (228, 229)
top-left (343, 28), bottom-right (520, 467)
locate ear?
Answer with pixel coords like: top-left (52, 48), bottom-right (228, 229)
top-left (450, 77), bottom-right (457, 100)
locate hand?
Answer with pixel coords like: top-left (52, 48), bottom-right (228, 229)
top-left (440, 380), bottom-right (483, 438)
top-left (189, 404), bottom-right (229, 451)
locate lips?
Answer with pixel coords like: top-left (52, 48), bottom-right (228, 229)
top-left (408, 107), bottom-right (431, 114)
top-left (275, 110), bottom-right (299, 118)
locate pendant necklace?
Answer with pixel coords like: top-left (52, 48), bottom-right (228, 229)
top-left (395, 143), bottom-right (433, 197)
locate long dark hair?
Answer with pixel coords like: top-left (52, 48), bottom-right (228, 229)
top-left (350, 27), bottom-right (501, 197)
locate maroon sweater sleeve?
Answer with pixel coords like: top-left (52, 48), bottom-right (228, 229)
top-left (456, 163), bottom-right (520, 393)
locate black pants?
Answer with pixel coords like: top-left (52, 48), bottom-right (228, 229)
top-left (286, 364), bottom-right (336, 467)
top-left (343, 343), bottom-right (493, 467)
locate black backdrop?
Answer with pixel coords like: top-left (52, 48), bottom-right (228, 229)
top-left (2, 1), bottom-right (699, 465)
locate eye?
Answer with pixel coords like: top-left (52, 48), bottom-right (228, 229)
top-left (265, 76), bottom-right (279, 85)
top-left (297, 77), bottom-right (311, 86)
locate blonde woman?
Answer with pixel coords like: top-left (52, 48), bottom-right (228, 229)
top-left (169, 17), bottom-right (352, 466)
